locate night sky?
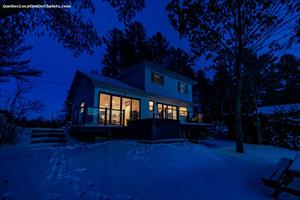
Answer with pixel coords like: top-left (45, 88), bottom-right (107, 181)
top-left (1, 0), bottom-right (298, 119)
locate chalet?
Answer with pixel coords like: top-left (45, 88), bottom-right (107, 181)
top-left (68, 60), bottom-right (200, 139)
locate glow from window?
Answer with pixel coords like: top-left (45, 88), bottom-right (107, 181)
top-left (179, 107), bottom-right (187, 116)
top-left (149, 100), bottom-right (154, 111)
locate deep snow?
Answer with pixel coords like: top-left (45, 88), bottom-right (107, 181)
top-left (0, 134), bottom-right (299, 200)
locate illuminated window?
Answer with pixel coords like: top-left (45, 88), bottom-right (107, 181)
top-left (132, 99), bottom-right (140, 119)
top-left (149, 100), bottom-right (154, 111)
top-left (80, 102), bottom-right (85, 113)
top-left (99, 93), bottom-right (111, 108)
top-left (99, 93), bottom-right (140, 126)
top-left (179, 107), bottom-right (188, 116)
top-left (157, 103), bottom-right (177, 120)
top-left (178, 82), bottom-right (188, 94)
top-left (151, 71), bottom-right (164, 85)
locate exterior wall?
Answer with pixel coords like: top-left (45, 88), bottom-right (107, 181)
top-left (118, 64), bottom-right (146, 90)
top-left (71, 77), bottom-right (94, 124)
top-left (144, 67), bottom-right (193, 102)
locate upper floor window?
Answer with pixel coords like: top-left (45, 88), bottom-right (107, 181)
top-left (149, 100), bottom-right (154, 111)
top-left (178, 82), bottom-right (188, 94)
top-left (151, 71), bottom-right (164, 85)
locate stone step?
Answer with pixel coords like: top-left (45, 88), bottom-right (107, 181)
top-left (31, 132), bottom-right (67, 138)
top-left (30, 137), bottom-right (68, 144)
top-left (32, 128), bottom-right (65, 133)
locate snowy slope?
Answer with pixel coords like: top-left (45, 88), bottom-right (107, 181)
top-left (0, 138), bottom-right (299, 200)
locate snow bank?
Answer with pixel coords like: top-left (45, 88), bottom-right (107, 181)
top-left (258, 103), bottom-right (300, 115)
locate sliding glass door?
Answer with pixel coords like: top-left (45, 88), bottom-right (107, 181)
top-left (157, 103), bottom-right (177, 120)
top-left (122, 98), bottom-right (131, 126)
top-left (99, 93), bottom-right (140, 126)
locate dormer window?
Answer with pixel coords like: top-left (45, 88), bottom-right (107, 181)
top-left (178, 82), bottom-right (188, 94)
top-left (151, 71), bottom-right (164, 85)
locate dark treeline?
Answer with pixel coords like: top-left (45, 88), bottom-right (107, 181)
top-left (16, 117), bottom-right (66, 128)
top-left (196, 53), bottom-right (300, 117)
top-left (100, 21), bottom-right (195, 79)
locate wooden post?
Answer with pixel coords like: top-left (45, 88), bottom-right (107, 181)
top-left (122, 110), bottom-right (125, 126)
top-left (104, 108), bottom-right (107, 125)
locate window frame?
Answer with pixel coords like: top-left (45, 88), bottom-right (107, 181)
top-left (178, 81), bottom-right (189, 95)
top-left (98, 92), bottom-right (141, 125)
top-left (179, 106), bottom-right (188, 117)
top-left (151, 71), bottom-right (164, 85)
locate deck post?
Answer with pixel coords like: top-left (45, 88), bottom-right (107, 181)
top-left (122, 110), bottom-right (125, 126)
top-left (187, 111), bottom-right (190, 122)
top-left (104, 108), bottom-right (107, 125)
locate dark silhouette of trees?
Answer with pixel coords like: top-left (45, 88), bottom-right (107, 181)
top-left (101, 21), bottom-right (195, 78)
top-left (105, 0), bottom-right (145, 23)
top-left (242, 50), bottom-right (278, 143)
top-left (193, 70), bottom-right (212, 115)
top-left (276, 54), bottom-right (300, 104)
top-left (167, 47), bottom-right (195, 79)
top-left (0, 17), bottom-right (41, 82)
top-left (102, 28), bottom-right (126, 77)
top-left (167, 0), bottom-right (299, 153)
top-left (147, 32), bottom-right (170, 65)
top-left (0, 0), bottom-right (145, 55)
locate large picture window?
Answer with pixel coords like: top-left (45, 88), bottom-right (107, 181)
top-left (99, 93), bottom-right (140, 126)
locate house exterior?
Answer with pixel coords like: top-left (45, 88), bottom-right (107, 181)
top-left (69, 60), bottom-right (197, 127)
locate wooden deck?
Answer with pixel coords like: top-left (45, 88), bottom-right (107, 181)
top-left (70, 120), bottom-right (215, 141)
top-left (70, 125), bottom-right (128, 141)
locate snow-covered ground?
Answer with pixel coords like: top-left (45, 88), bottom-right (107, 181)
top-left (0, 134), bottom-right (299, 200)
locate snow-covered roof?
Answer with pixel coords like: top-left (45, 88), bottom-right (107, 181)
top-left (258, 103), bottom-right (300, 114)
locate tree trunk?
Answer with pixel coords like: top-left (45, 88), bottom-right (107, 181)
top-left (235, 74), bottom-right (244, 153)
top-left (253, 93), bottom-right (262, 144)
top-left (235, 0), bottom-right (244, 153)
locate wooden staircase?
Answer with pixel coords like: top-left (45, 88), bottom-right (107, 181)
top-left (31, 128), bottom-right (68, 144)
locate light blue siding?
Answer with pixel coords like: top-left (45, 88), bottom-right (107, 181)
top-left (144, 67), bottom-right (193, 103)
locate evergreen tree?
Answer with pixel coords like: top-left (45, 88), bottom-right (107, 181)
top-left (101, 22), bottom-right (195, 78)
top-left (102, 28), bottom-right (126, 77)
top-left (146, 32), bottom-right (170, 65)
top-left (123, 21), bottom-right (148, 68)
top-left (0, 18), bottom-right (41, 82)
top-left (276, 54), bottom-right (300, 104)
top-left (193, 70), bottom-right (212, 114)
top-left (166, 47), bottom-right (195, 79)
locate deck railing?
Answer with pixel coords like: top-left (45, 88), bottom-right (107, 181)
top-left (76, 106), bottom-right (201, 126)
top-left (152, 109), bottom-right (202, 123)
top-left (79, 107), bottom-right (140, 126)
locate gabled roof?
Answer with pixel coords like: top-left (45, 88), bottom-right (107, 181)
top-left (117, 60), bottom-right (197, 85)
top-left (80, 71), bottom-right (144, 92)
top-left (68, 70), bottom-right (144, 99)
